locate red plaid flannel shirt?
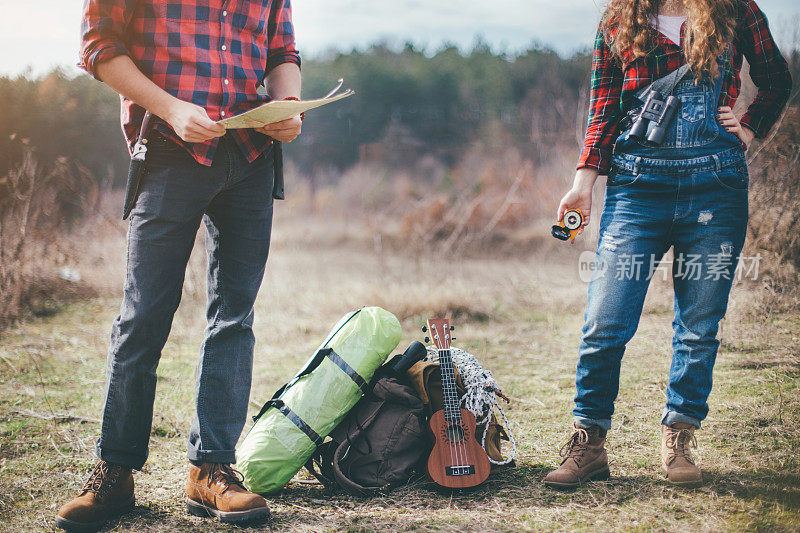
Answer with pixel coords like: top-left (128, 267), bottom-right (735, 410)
top-left (578, 0), bottom-right (793, 174)
top-left (80, 0), bottom-right (301, 166)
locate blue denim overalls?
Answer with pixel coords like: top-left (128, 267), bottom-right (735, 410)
top-left (574, 51), bottom-right (749, 430)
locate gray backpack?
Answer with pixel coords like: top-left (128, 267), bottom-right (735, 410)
top-left (305, 372), bottom-right (429, 495)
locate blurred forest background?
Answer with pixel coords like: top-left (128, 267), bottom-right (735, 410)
top-left (1, 40), bottom-right (799, 328)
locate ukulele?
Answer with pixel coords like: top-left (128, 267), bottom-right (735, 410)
top-left (423, 317), bottom-right (491, 489)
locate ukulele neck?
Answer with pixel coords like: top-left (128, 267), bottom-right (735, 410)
top-left (439, 348), bottom-right (462, 422)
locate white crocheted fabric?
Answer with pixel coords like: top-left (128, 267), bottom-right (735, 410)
top-left (425, 345), bottom-right (517, 465)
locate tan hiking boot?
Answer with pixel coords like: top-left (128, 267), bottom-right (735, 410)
top-left (186, 462), bottom-right (270, 524)
top-left (544, 424), bottom-right (610, 489)
top-left (661, 423), bottom-right (702, 487)
top-left (55, 460), bottom-right (135, 532)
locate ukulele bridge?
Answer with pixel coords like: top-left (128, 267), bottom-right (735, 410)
top-left (445, 465), bottom-right (476, 477)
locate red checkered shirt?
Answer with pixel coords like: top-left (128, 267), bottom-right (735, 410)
top-left (578, 0), bottom-right (793, 175)
top-left (80, 0), bottom-right (301, 166)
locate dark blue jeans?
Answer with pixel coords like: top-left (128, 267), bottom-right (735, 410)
top-left (96, 134), bottom-right (274, 469)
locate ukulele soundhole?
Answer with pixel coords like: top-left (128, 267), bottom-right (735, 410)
top-left (445, 424), bottom-right (466, 443)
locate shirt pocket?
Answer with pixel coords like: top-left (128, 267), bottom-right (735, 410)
top-left (144, 3), bottom-right (203, 49)
top-left (680, 94), bottom-right (706, 123)
top-left (230, 4), bottom-right (269, 34)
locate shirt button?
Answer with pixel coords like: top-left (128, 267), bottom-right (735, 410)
top-left (221, 111), bottom-right (226, 117)
top-left (221, 45), bottom-right (227, 51)
top-left (222, 10), bottom-right (227, 16)
top-left (224, 79), bottom-right (229, 85)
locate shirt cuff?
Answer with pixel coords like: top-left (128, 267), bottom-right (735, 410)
top-left (266, 52), bottom-right (301, 74)
top-left (80, 41), bottom-right (129, 81)
top-left (739, 113), bottom-right (767, 139)
top-left (577, 147), bottom-right (611, 175)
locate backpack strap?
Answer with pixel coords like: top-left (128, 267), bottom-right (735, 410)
top-left (252, 399), bottom-right (323, 446)
top-left (320, 348), bottom-right (370, 394)
top-left (327, 382), bottom-right (392, 494)
top-left (304, 444), bottom-right (337, 488)
top-left (269, 310), bottom-right (363, 401)
top-left (330, 441), bottom-right (383, 494)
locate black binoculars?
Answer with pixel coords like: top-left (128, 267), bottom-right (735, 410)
top-left (625, 89), bottom-right (680, 146)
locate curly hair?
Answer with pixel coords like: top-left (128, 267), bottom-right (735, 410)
top-left (602, 0), bottom-right (742, 79)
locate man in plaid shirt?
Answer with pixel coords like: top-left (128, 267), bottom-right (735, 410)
top-left (57, 1), bottom-right (302, 529)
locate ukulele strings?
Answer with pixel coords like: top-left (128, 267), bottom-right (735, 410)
top-left (441, 337), bottom-right (468, 470)
top-left (442, 346), bottom-right (459, 469)
top-left (437, 324), bottom-right (461, 470)
top-left (436, 323), bottom-right (459, 471)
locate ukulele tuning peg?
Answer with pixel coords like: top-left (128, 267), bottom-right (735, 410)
top-left (422, 325), bottom-right (427, 332)
top-left (449, 326), bottom-right (455, 331)
top-left (424, 337), bottom-right (430, 343)
top-left (451, 337), bottom-right (457, 341)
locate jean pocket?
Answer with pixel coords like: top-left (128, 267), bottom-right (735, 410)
top-left (149, 133), bottom-right (183, 153)
top-left (712, 166), bottom-right (749, 191)
top-left (680, 94), bottom-right (706, 123)
top-left (606, 171), bottom-right (641, 187)
top-left (145, 137), bottom-right (189, 168)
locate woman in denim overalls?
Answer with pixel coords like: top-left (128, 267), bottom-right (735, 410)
top-left (545, 0), bottom-right (792, 489)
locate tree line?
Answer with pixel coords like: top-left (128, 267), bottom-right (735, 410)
top-left (0, 42), bottom-right (592, 186)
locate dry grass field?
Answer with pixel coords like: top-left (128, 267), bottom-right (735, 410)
top-left (1, 208), bottom-right (799, 532)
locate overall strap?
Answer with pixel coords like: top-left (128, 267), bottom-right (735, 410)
top-left (636, 63), bottom-right (692, 100)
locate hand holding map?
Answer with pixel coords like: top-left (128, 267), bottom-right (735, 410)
top-left (217, 79), bottom-right (354, 129)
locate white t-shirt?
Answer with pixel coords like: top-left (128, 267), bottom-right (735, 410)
top-left (650, 14), bottom-right (686, 45)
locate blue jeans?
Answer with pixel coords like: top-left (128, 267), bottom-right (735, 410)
top-left (573, 53), bottom-right (749, 431)
top-left (574, 149), bottom-right (749, 431)
top-left (96, 134), bottom-right (274, 469)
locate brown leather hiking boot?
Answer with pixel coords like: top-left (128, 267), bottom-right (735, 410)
top-left (186, 462), bottom-right (270, 524)
top-left (544, 424), bottom-right (610, 489)
top-left (661, 423), bottom-right (702, 487)
top-left (55, 460), bottom-right (134, 532)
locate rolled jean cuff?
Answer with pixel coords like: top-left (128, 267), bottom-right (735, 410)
top-left (95, 442), bottom-right (146, 471)
top-left (187, 448), bottom-right (237, 465)
top-left (661, 409), bottom-right (701, 429)
top-left (574, 416), bottom-right (612, 431)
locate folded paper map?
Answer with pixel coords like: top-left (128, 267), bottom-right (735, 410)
top-left (218, 79), bottom-right (354, 129)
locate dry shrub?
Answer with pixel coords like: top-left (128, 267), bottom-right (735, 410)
top-left (748, 106), bottom-right (800, 266)
top-left (354, 283), bottom-right (492, 323)
top-left (745, 103), bottom-right (800, 312)
top-left (0, 140), bottom-right (98, 329)
top-left (394, 142), bottom-right (571, 255)
top-left (301, 138), bottom-right (573, 256)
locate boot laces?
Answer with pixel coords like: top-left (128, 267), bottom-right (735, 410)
top-left (665, 427), bottom-right (697, 465)
top-left (82, 461), bottom-right (121, 498)
top-left (209, 463), bottom-right (246, 493)
top-left (559, 427), bottom-right (590, 464)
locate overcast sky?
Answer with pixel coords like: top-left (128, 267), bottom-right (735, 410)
top-left (0, 0), bottom-right (797, 76)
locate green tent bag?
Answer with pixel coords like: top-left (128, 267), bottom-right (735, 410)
top-left (237, 307), bottom-right (402, 494)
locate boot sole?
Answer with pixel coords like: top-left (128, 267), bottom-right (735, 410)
top-left (544, 466), bottom-right (611, 490)
top-left (186, 497), bottom-right (270, 524)
top-left (54, 496), bottom-right (135, 533)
